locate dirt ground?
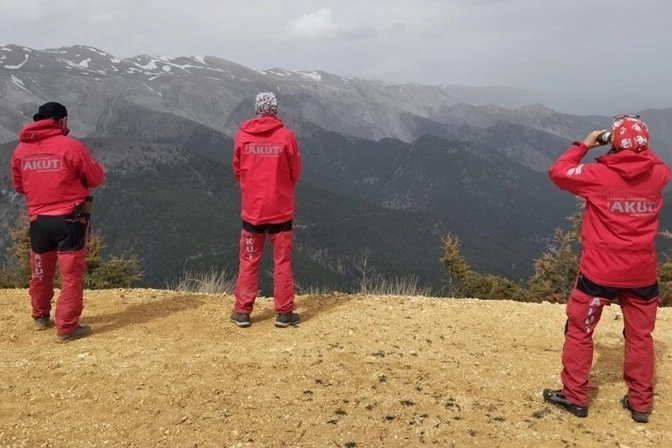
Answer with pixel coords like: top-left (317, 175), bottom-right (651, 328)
top-left (1, 289), bottom-right (671, 448)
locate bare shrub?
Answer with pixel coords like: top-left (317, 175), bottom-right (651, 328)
top-left (362, 273), bottom-right (433, 297)
top-left (168, 268), bottom-right (235, 294)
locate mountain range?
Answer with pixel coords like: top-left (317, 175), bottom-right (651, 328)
top-left (2, 43), bottom-right (671, 291)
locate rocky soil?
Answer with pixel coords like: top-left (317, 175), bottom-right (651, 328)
top-left (1, 289), bottom-right (671, 447)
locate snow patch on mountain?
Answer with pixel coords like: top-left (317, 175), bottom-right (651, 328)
top-left (263, 68), bottom-right (328, 82)
top-left (10, 75), bottom-right (28, 91)
top-left (133, 57), bottom-right (158, 71)
top-left (129, 55), bottom-right (236, 77)
top-left (4, 54), bottom-right (29, 70)
top-left (301, 71), bottom-right (322, 81)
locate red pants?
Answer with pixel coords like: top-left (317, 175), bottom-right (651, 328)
top-left (561, 288), bottom-right (658, 412)
top-left (234, 228), bottom-right (294, 314)
top-left (29, 214), bottom-right (88, 336)
top-left (30, 248), bottom-right (87, 336)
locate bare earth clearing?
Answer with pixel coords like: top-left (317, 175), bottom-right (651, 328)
top-left (1, 289), bottom-right (671, 448)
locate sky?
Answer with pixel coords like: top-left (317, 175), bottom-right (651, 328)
top-left (1, 0), bottom-right (671, 103)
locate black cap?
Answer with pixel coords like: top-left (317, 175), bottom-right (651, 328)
top-left (33, 102), bottom-right (68, 121)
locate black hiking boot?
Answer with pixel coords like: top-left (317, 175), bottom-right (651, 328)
top-left (543, 389), bottom-right (588, 417)
top-left (622, 395), bottom-right (649, 423)
top-left (33, 315), bottom-right (51, 331)
top-left (275, 312), bottom-right (301, 328)
top-left (230, 312), bottom-right (251, 328)
top-left (56, 325), bottom-right (91, 344)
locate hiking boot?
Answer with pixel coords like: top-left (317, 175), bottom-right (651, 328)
top-left (56, 325), bottom-right (91, 344)
top-left (230, 312), bottom-right (251, 328)
top-left (543, 389), bottom-right (588, 417)
top-left (33, 315), bottom-right (50, 331)
top-left (275, 312), bottom-right (301, 328)
top-left (622, 395), bottom-right (649, 423)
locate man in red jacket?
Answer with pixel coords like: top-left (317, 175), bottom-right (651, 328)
top-left (544, 115), bottom-right (670, 423)
top-left (11, 102), bottom-right (105, 343)
top-left (231, 92), bottom-right (302, 328)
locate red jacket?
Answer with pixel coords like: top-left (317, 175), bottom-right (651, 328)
top-left (11, 120), bottom-right (105, 218)
top-left (233, 116), bottom-right (301, 225)
top-left (549, 142), bottom-right (671, 287)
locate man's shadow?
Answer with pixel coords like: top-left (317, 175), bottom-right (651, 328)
top-left (589, 336), bottom-right (667, 401)
top-left (85, 294), bottom-right (208, 335)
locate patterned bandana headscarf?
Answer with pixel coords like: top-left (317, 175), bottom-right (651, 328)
top-left (611, 115), bottom-right (649, 153)
top-left (254, 92), bottom-right (278, 117)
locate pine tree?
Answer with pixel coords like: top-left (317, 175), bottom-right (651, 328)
top-left (656, 230), bottom-right (672, 307)
top-left (441, 233), bottom-right (525, 300)
top-left (526, 200), bottom-right (583, 303)
top-left (0, 215), bottom-right (31, 287)
top-left (0, 215), bottom-right (143, 289)
top-left (84, 229), bottom-right (143, 289)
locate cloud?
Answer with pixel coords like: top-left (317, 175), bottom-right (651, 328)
top-left (287, 8), bottom-right (377, 40)
top-left (390, 22), bottom-right (407, 33)
top-left (288, 9), bottom-right (339, 39)
top-left (2, 0), bottom-right (43, 19)
top-left (340, 25), bottom-right (378, 41)
top-left (90, 12), bottom-right (122, 24)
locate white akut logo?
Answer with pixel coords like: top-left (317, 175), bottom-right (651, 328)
top-left (245, 234), bottom-right (255, 260)
top-left (607, 199), bottom-right (656, 215)
top-left (22, 157), bottom-right (63, 171)
top-left (34, 253), bottom-right (44, 281)
top-left (583, 297), bottom-right (605, 334)
top-left (567, 164), bottom-right (584, 176)
top-left (246, 143), bottom-right (282, 156)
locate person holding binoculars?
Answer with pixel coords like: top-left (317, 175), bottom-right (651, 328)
top-left (544, 115), bottom-right (670, 423)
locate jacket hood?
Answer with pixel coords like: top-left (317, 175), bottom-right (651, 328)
top-left (19, 119), bottom-right (66, 142)
top-left (239, 116), bottom-right (283, 135)
top-left (597, 149), bottom-right (662, 180)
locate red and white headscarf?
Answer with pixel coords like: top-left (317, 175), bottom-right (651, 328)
top-left (611, 116), bottom-right (649, 152)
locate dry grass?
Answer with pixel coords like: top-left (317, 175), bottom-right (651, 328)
top-left (167, 268), bottom-right (236, 294)
top-left (360, 273), bottom-right (433, 297)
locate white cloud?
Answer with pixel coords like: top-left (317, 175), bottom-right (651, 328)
top-left (287, 8), bottom-right (378, 41)
top-left (2, 0), bottom-right (42, 19)
top-left (287, 8), bottom-right (339, 39)
top-left (90, 12), bottom-right (121, 24)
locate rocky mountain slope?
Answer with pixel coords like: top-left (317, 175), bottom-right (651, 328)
top-left (4, 43), bottom-right (669, 150)
top-left (2, 43), bottom-right (671, 288)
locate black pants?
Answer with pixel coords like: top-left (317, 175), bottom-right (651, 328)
top-left (242, 219), bottom-right (292, 234)
top-left (576, 272), bottom-right (658, 302)
top-left (30, 215), bottom-right (87, 254)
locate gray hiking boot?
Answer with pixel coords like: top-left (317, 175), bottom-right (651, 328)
top-left (275, 312), bottom-right (301, 328)
top-left (543, 389), bottom-right (588, 417)
top-left (33, 315), bottom-right (51, 331)
top-left (622, 395), bottom-right (649, 423)
top-left (56, 325), bottom-right (91, 344)
top-left (230, 312), bottom-right (251, 328)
